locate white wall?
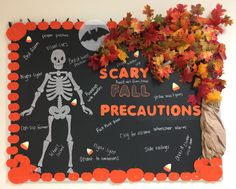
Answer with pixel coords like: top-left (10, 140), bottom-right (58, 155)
top-left (0, 0), bottom-right (236, 189)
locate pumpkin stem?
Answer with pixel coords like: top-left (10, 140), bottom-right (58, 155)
top-left (8, 22), bottom-right (12, 27)
top-left (55, 19), bottom-right (57, 21)
top-left (42, 19), bottom-right (44, 22)
top-left (66, 18), bottom-right (69, 21)
top-left (77, 19), bottom-right (80, 22)
top-left (27, 18), bottom-right (31, 22)
top-left (110, 18), bottom-right (112, 21)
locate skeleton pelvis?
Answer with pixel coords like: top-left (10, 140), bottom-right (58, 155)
top-left (49, 105), bottom-right (70, 120)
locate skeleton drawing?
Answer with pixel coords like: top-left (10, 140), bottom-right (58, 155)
top-left (21, 49), bottom-right (93, 173)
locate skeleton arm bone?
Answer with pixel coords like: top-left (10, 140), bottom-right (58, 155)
top-left (21, 73), bottom-right (50, 117)
top-left (67, 72), bottom-right (93, 115)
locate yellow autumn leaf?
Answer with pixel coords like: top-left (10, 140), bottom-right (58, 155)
top-left (200, 39), bottom-right (208, 50)
top-left (214, 59), bottom-right (223, 71)
top-left (197, 63), bottom-right (208, 79)
top-left (193, 77), bottom-right (201, 88)
top-left (192, 26), bottom-right (200, 31)
top-left (199, 51), bottom-right (213, 61)
top-left (152, 54), bottom-right (164, 65)
top-left (177, 44), bottom-right (190, 54)
top-left (117, 49), bottom-right (128, 63)
top-left (194, 29), bottom-right (202, 39)
top-left (166, 48), bottom-right (177, 60)
top-left (206, 90), bottom-right (222, 103)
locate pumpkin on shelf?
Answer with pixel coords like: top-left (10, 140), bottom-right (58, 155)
top-left (38, 19), bottom-right (49, 30)
top-left (62, 18), bottom-right (73, 30)
top-left (107, 18), bottom-right (117, 30)
top-left (25, 19), bottom-right (36, 31)
top-left (74, 19), bottom-right (84, 30)
top-left (50, 19), bottom-right (61, 30)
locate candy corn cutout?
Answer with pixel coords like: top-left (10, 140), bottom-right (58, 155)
top-left (87, 148), bottom-right (93, 156)
top-left (20, 141), bottom-right (29, 150)
top-left (172, 83), bottom-right (180, 91)
top-left (163, 163), bottom-right (171, 172)
top-left (26, 36), bottom-right (32, 43)
top-left (133, 50), bottom-right (139, 58)
top-left (71, 99), bottom-right (77, 106)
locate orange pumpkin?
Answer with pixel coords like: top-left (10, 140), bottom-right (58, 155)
top-left (6, 22), bottom-right (27, 41)
top-left (109, 170), bottom-right (126, 183)
top-left (200, 164), bottom-right (222, 181)
top-left (107, 18), bottom-right (117, 30)
top-left (38, 19), bottom-right (49, 30)
top-left (68, 172), bottom-right (79, 181)
top-left (25, 19), bottom-right (36, 31)
top-left (8, 43), bottom-right (20, 51)
top-left (74, 19), bottom-right (84, 30)
top-left (93, 168), bottom-right (109, 181)
top-left (50, 19), bottom-right (61, 30)
top-left (127, 168), bottom-right (144, 182)
top-left (194, 158), bottom-right (223, 181)
top-left (62, 18), bottom-right (73, 30)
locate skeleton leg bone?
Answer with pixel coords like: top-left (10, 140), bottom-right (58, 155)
top-left (36, 115), bottom-right (54, 173)
top-left (66, 114), bottom-right (74, 173)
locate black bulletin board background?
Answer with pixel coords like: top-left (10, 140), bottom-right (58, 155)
top-left (15, 26), bottom-right (201, 174)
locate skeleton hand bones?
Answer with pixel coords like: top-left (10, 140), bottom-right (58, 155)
top-left (20, 107), bottom-right (34, 117)
top-left (82, 104), bottom-right (93, 115)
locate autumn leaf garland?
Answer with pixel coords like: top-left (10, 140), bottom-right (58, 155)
top-left (88, 4), bottom-right (232, 105)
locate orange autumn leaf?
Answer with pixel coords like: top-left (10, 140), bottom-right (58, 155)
top-left (206, 90), bottom-right (222, 103)
top-left (158, 64), bottom-right (173, 79)
top-left (193, 77), bottom-right (201, 88)
top-left (131, 18), bottom-right (142, 33)
top-left (197, 63), bottom-right (208, 79)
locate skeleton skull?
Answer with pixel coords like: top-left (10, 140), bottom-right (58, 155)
top-left (51, 49), bottom-right (66, 70)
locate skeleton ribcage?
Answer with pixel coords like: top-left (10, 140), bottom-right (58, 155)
top-left (46, 75), bottom-right (73, 101)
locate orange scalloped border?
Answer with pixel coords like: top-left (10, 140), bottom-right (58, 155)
top-left (6, 20), bottom-right (223, 184)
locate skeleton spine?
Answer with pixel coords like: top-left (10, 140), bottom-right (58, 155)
top-left (58, 95), bottom-right (62, 108)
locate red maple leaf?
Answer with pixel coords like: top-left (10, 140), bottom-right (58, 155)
top-left (88, 55), bottom-right (100, 70)
top-left (176, 4), bottom-right (187, 13)
top-left (100, 55), bottom-right (109, 67)
top-left (107, 45), bottom-right (118, 61)
top-left (187, 94), bottom-right (198, 105)
top-left (143, 24), bottom-right (162, 45)
top-left (181, 67), bottom-right (195, 82)
top-left (218, 43), bottom-right (226, 60)
top-left (209, 4), bottom-right (230, 32)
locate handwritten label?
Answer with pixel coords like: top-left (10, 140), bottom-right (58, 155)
top-left (175, 134), bottom-right (193, 161)
top-left (23, 42), bottom-right (40, 60)
top-left (20, 72), bottom-right (43, 82)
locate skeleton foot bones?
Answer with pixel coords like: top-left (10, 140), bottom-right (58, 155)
top-left (20, 49), bottom-right (93, 173)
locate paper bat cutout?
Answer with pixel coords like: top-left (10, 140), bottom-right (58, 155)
top-left (81, 27), bottom-right (109, 42)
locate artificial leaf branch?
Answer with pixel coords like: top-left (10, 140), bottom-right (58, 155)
top-left (88, 4), bottom-right (232, 104)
